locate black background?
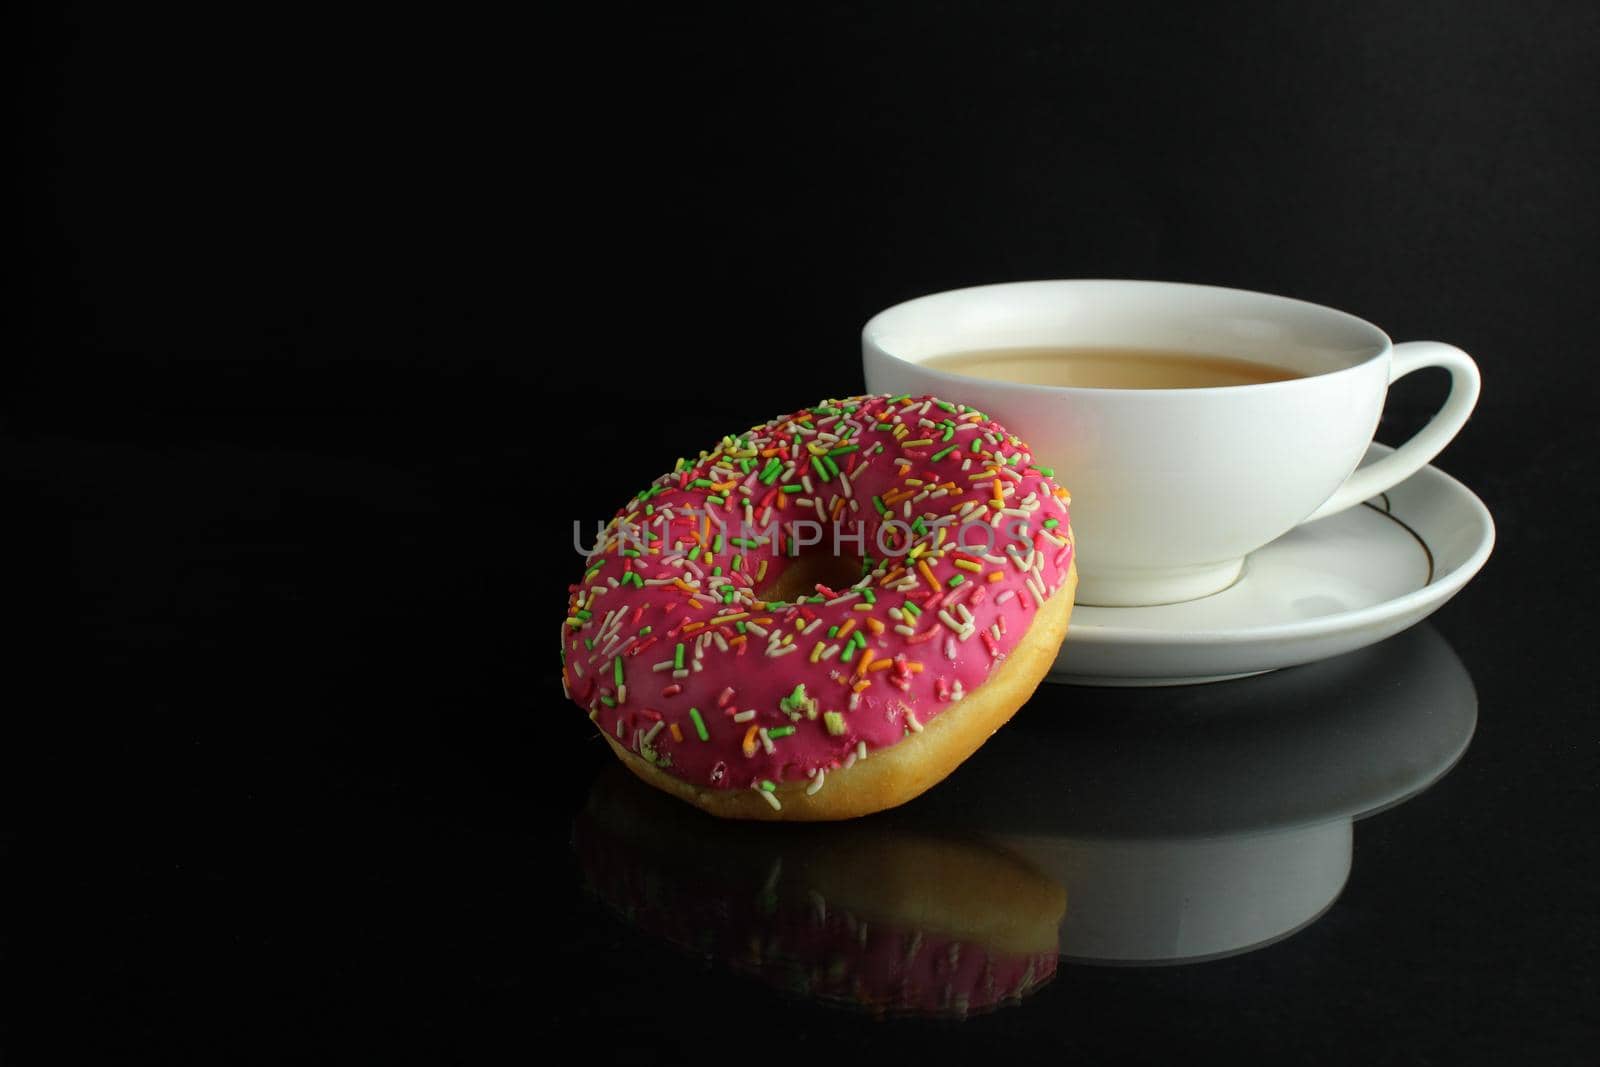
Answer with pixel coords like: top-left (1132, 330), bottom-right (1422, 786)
top-left (17, 2), bottom-right (1598, 1063)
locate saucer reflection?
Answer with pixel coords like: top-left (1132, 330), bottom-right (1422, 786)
top-left (572, 623), bottom-right (1476, 996)
top-left (919, 621), bottom-right (1477, 964)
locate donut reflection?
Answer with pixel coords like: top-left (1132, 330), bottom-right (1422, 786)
top-left (575, 771), bottom-right (1064, 1018)
top-left (573, 622), bottom-right (1476, 1003)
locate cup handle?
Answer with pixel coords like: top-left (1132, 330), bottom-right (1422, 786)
top-left (1300, 341), bottom-right (1481, 524)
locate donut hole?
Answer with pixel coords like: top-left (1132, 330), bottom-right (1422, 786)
top-left (757, 545), bottom-right (865, 605)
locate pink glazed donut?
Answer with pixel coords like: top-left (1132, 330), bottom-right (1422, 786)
top-left (561, 394), bottom-right (1077, 820)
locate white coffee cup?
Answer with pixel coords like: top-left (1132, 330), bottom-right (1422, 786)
top-left (862, 280), bottom-right (1480, 607)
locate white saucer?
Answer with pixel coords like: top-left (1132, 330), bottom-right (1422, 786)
top-left (1050, 445), bottom-right (1495, 686)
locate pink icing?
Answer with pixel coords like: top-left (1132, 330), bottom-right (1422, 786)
top-left (562, 394), bottom-right (1073, 806)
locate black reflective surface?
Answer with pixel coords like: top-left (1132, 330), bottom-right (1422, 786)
top-left (25, 409), bottom-right (1594, 1064)
top-left (22, 3), bottom-right (1600, 1062)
